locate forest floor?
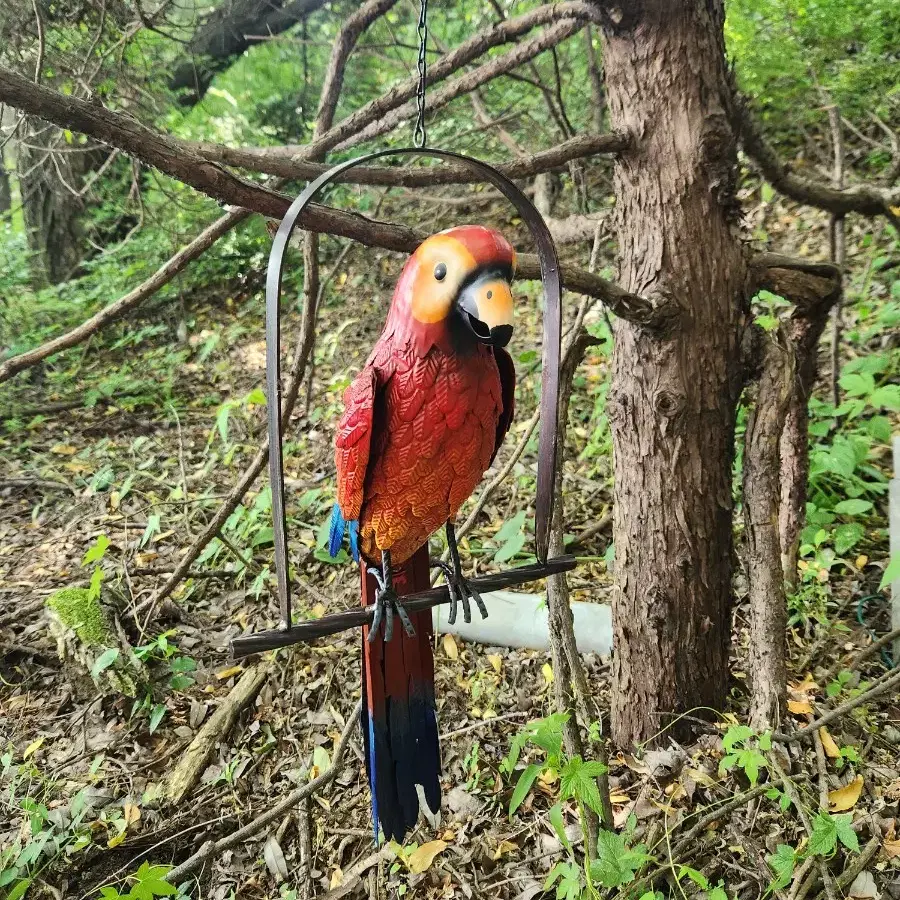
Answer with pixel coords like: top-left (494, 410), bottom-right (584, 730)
top-left (1, 198), bottom-right (899, 899)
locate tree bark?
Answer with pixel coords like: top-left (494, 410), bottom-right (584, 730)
top-left (598, 0), bottom-right (747, 746)
top-left (744, 335), bottom-right (793, 731)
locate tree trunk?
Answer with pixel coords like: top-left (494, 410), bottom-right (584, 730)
top-left (0, 148), bottom-right (10, 214)
top-left (744, 336), bottom-right (793, 730)
top-left (17, 129), bottom-right (89, 286)
top-left (598, 0), bottom-right (747, 746)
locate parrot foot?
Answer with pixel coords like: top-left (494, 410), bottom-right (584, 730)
top-left (367, 553), bottom-right (415, 643)
top-left (430, 558), bottom-right (488, 627)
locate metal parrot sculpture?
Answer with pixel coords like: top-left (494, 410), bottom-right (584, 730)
top-left (327, 225), bottom-right (517, 843)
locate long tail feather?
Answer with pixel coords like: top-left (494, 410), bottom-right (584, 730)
top-left (360, 546), bottom-right (440, 843)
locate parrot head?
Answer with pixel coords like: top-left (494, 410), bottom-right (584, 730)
top-left (385, 225), bottom-right (516, 355)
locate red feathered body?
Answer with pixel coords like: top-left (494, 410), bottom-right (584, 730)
top-left (330, 226), bottom-right (516, 842)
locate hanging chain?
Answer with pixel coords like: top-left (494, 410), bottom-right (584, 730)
top-left (414, 0), bottom-right (428, 147)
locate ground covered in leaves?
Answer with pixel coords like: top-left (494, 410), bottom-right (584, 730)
top-left (2, 194), bottom-right (899, 899)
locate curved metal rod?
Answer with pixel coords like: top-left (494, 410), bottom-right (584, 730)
top-left (266, 147), bottom-right (562, 630)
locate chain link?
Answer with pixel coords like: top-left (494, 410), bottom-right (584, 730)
top-left (414, 0), bottom-right (428, 147)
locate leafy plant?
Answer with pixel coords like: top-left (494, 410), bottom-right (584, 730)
top-left (719, 725), bottom-right (769, 784)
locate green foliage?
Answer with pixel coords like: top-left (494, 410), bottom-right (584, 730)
top-left (766, 844), bottom-right (797, 891)
top-left (726, 0), bottom-right (900, 143)
top-left (719, 725), bottom-right (770, 784)
top-left (590, 828), bottom-right (650, 889)
top-left (98, 863), bottom-right (177, 899)
top-left (807, 812), bottom-right (859, 856)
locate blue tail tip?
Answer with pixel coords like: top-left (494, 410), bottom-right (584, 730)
top-left (328, 503), bottom-right (359, 562)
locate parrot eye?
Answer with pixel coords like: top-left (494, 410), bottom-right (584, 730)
top-left (433, 263), bottom-right (447, 281)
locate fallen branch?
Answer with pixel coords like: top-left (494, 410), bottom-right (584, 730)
top-left (165, 663), bottom-right (270, 804)
top-left (164, 698), bottom-right (362, 885)
top-left (0, 208), bottom-right (248, 384)
top-left (737, 97), bottom-right (900, 217)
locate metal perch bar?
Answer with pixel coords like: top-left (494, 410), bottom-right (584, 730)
top-left (230, 555), bottom-right (577, 657)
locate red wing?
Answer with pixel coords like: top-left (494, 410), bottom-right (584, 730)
top-left (491, 346), bottom-right (516, 463)
top-left (335, 366), bottom-right (378, 520)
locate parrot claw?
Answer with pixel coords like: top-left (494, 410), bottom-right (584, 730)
top-left (430, 558), bottom-right (488, 627)
top-left (367, 559), bottom-right (415, 643)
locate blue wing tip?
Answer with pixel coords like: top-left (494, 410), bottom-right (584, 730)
top-left (328, 503), bottom-right (359, 562)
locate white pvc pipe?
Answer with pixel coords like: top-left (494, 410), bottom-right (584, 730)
top-left (433, 589), bottom-right (612, 656)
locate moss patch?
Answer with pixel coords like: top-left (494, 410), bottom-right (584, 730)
top-left (46, 587), bottom-right (113, 647)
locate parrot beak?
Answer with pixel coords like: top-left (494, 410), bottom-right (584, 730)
top-left (456, 269), bottom-right (514, 348)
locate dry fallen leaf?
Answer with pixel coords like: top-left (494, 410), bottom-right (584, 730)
top-left (216, 665), bottom-right (243, 680)
top-left (819, 727), bottom-right (841, 759)
top-left (442, 633), bottom-right (458, 660)
top-left (123, 803), bottom-right (141, 826)
top-left (884, 838), bottom-right (900, 859)
top-left (542, 663), bottom-right (554, 685)
top-left (487, 654), bottom-right (503, 673)
top-left (493, 839), bottom-right (518, 860)
top-left (828, 775), bottom-right (863, 812)
top-left (329, 866), bottom-right (343, 889)
top-left (609, 792), bottom-right (630, 803)
top-left (407, 839), bottom-right (448, 874)
top-left (787, 699), bottom-right (814, 715)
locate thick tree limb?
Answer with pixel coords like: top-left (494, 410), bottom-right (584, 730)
top-left (0, 208), bottom-right (248, 384)
top-left (737, 98), bottom-right (900, 217)
top-left (192, 131), bottom-right (629, 184)
top-left (168, 0), bottom-right (328, 105)
top-left (0, 66), bottom-right (663, 326)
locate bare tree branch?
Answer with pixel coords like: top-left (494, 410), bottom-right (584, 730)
top-left (302, 0), bottom-right (603, 157)
top-left (0, 208), bottom-right (248, 384)
top-left (0, 67), bottom-right (664, 326)
top-left (191, 131), bottom-right (629, 185)
top-left (737, 97), bottom-right (900, 217)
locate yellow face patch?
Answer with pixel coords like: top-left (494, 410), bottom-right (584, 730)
top-left (409, 235), bottom-right (476, 324)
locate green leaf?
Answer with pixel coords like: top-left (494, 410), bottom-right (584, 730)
top-left (722, 724), bottom-right (753, 751)
top-left (494, 510), bottom-right (526, 545)
top-left (833, 522), bottom-right (864, 556)
top-left (7, 879), bottom-right (31, 900)
top-left (129, 862), bottom-right (177, 899)
top-left (708, 886), bottom-right (728, 900)
top-left (141, 514), bottom-right (161, 548)
top-left (678, 866), bottom-right (708, 889)
top-left (148, 704), bottom-right (167, 734)
top-left (833, 814), bottom-right (859, 852)
top-left (509, 764), bottom-right (543, 817)
top-left (767, 844), bottom-right (795, 890)
top-left (548, 803), bottom-right (572, 852)
top-left (869, 384), bottom-right (900, 411)
top-left (91, 648), bottom-right (120, 679)
top-left (832, 499), bottom-right (872, 516)
top-left (215, 403), bottom-right (232, 444)
top-left (560, 756), bottom-right (606, 816)
top-left (590, 830), bottom-right (650, 888)
top-left (838, 372), bottom-right (874, 398)
top-left (88, 566), bottom-right (104, 601)
top-left (82, 534), bottom-right (110, 566)
top-left (808, 813), bottom-right (838, 857)
top-left (880, 554), bottom-right (900, 590)
top-left (245, 387), bottom-right (266, 405)
top-left (494, 531), bottom-right (526, 563)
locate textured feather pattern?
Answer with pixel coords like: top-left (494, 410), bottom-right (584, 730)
top-left (332, 336), bottom-right (509, 566)
top-left (361, 547), bottom-right (440, 843)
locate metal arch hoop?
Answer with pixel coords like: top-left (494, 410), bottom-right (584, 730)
top-left (257, 147), bottom-right (563, 651)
